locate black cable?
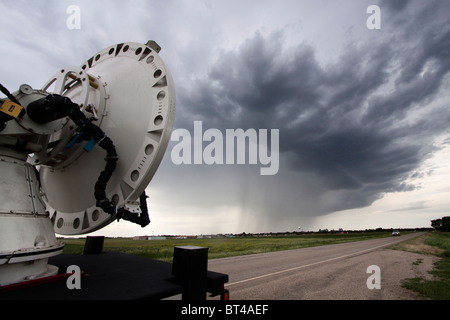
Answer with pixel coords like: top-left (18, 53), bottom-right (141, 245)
top-left (26, 93), bottom-right (151, 227)
top-left (116, 191), bottom-right (150, 227)
top-left (94, 136), bottom-right (118, 215)
top-left (27, 94), bottom-right (119, 215)
top-left (0, 83), bottom-right (21, 105)
top-left (65, 98), bottom-right (119, 215)
top-left (0, 83), bottom-right (22, 131)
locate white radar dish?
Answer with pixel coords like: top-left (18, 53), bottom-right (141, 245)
top-left (35, 41), bottom-right (175, 235)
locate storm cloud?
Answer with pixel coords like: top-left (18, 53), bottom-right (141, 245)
top-left (168, 0), bottom-right (450, 226)
top-left (2, 0), bottom-right (450, 235)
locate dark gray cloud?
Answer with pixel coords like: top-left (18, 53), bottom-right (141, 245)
top-left (171, 0), bottom-right (450, 221)
top-left (3, 0), bottom-right (449, 234)
top-left (381, 0), bottom-right (410, 12)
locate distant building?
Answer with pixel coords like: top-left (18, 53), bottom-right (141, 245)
top-left (197, 235), bottom-right (212, 239)
top-left (133, 236), bottom-right (166, 240)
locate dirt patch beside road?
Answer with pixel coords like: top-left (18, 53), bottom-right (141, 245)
top-left (378, 249), bottom-right (439, 299)
top-left (384, 233), bottom-right (443, 299)
top-left (389, 233), bottom-right (444, 257)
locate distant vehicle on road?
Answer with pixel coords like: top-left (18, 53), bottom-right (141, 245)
top-left (392, 230), bottom-right (400, 236)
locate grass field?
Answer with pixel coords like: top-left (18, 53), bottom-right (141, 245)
top-left (61, 231), bottom-right (392, 263)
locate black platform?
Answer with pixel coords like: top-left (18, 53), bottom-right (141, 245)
top-left (0, 251), bottom-right (228, 300)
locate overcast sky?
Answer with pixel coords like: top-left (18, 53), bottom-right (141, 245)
top-left (1, 0), bottom-right (450, 236)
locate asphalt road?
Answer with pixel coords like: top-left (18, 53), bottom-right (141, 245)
top-left (208, 232), bottom-right (438, 300)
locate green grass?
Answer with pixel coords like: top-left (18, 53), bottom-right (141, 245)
top-left (424, 232), bottom-right (450, 257)
top-left (399, 232), bottom-right (450, 300)
top-left (61, 232), bottom-right (392, 263)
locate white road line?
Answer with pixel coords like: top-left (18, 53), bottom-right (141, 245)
top-left (226, 238), bottom-right (405, 287)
